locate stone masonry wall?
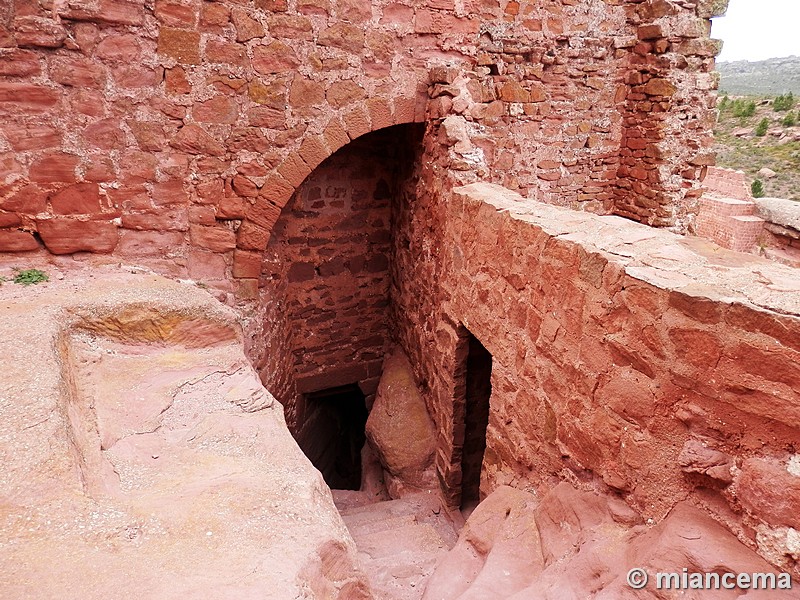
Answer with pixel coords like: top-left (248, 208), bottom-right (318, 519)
top-left (1, 0), bottom-right (726, 297)
top-left (255, 126), bottom-right (421, 428)
top-left (392, 179), bottom-right (800, 573)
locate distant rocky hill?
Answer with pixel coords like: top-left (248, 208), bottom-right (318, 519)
top-left (717, 56), bottom-right (800, 96)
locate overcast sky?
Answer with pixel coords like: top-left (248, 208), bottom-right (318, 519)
top-left (712, 0), bottom-right (800, 62)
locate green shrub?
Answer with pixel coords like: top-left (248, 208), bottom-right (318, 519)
top-left (755, 117), bottom-right (769, 136)
top-left (731, 99), bottom-right (756, 118)
top-left (12, 268), bottom-right (49, 286)
top-left (783, 111), bottom-right (797, 127)
top-left (774, 92), bottom-right (795, 112)
top-left (751, 179), bottom-right (765, 198)
top-left (718, 95), bottom-right (729, 111)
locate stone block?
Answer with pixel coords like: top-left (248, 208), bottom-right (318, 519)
top-left (190, 224), bottom-right (236, 251)
top-left (5, 185), bottom-right (47, 214)
top-left (157, 28), bottom-right (201, 64)
top-left (325, 80), bottom-right (365, 108)
top-left (154, 0), bottom-right (198, 27)
top-left (236, 219), bottom-right (271, 250)
top-left (343, 106), bottom-right (371, 140)
top-left (193, 96), bottom-right (238, 124)
top-left (204, 39), bottom-right (246, 66)
top-left (28, 153), bottom-right (80, 184)
top-left (58, 0), bottom-right (145, 26)
top-left (0, 83), bottom-right (59, 115)
top-left (258, 172), bottom-right (295, 206)
top-left (232, 249), bottom-right (262, 278)
top-left (115, 229), bottom-right (185, 257)
top-left (642, 78), bottom-right (676, 97)
top-left (251, 41), bottom-right (299, 75)
top-left (14, 16), bottom-right (66, 48)
top-left (170, 124), bottom-right (225, 156)
top-left (95, 34), bottom-right (141, 62)
top-left (298, 136), bottom-right (331, 171)
top-left (38, 218), bottom-right (119, 254)
top-left (0, 229), bottom-right (40, 252)
top-left (277, 153), bottom-right (311, 188)
top-left (323, 119), bottom-right (350, 153)
top-left (187, 249), bottom-right (228, 280)
top-left (0, 50), bottom-right (41, 76)
top-left (0, 213), bottom-right (22, 228)
top-left (50, 183), bottom-right (102, 215)
top-left (288, 77), bottom-right (325, 111)
top-left (317, 23), bottom-right (364, 52)
top-left (3, 124), bottom-right (61, 151)
top-left (121, 207), bottom-right (189, 231)
top-left (231, 8), bottom-right (264, 41)
top-left (366, 97), bottom-right (393, 131)
top-left (83, 119), bottom-right (125, 150)
top-left (51, 55), bottom-right (106, 88)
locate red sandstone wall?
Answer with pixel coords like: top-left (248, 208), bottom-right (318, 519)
top-left (392, 178), bottom-right (800, 572)
top-left (256, 127), bottom-right (420, 425)
top-left (614, 0), bottom-right (725, 229)
top-left (1, 0), bottom-right (723, 293)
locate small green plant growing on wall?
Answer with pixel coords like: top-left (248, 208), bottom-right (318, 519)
top-left (12, 268), bottom-right (49, 286)
top-left (751, 179), bottom-right (765, 198)
top-left (755, 118), bottom-right (770, 137)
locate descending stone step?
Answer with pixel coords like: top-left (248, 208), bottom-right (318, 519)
top-left (354, 522), bottom-right (446, 600)
top-left (332, 490), bottom-right (459, 600)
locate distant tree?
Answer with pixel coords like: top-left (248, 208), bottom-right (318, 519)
top-left (774, 92), bottom-right (796, 112)
top-left (718, 95), bottom-right (729, 110)
top-left (751, 179), bottom-right (765, 198)
top-left (783, 111), bottom-right (797, 127)
top-left (755, 117), bottom-right (770, 136)
top-left (733, 100), bottom-right (757, 118)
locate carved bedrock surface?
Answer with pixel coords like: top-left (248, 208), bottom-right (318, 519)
top-left (0, 267), bottom-right (366, 599)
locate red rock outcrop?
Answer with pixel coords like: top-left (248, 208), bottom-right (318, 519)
top-left (0, 264), bottom-right (369, 599)
top-left (365, 348), bottom-right (437, 495)
top-left (424, 484), bottom-right (795, 599)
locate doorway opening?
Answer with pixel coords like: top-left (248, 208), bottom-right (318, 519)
top-left (295, 384), bottom-right (369, 490)
top-left (460, 332), bottom-right (492, 512)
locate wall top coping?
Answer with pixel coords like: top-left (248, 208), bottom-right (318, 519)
top-left (453, 182), bottom-right (800, 318)
top-left (756, 198), bottom-right (800, 233)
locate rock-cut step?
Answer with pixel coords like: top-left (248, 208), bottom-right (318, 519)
top-left (332, 490), bottom-right (459, 600)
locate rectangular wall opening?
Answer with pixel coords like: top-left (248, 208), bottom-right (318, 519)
top-left (295, 384), bottom-right (368, 490)
top-left (460, 332), bottom-right (492, 512)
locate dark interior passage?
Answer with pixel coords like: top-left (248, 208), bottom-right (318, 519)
top-left (460, 333), bottom-right (492, 510)
top-left (296, 384), bottom-right (369, 490)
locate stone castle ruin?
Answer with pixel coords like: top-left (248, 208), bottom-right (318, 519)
top-left (2, 0), bottom-right (800, 596)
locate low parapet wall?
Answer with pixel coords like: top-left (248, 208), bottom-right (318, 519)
top-left (393, 180), bottom-right (800, 573)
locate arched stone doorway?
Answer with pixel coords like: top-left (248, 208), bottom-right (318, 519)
top-left (258, 123), bottom-right (426, 488)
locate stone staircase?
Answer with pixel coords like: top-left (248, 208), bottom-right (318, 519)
top-left (696, 167), bottom-right (766, 253)
top-left (695, 194), bottom-right (765, 253)
top-left (332, 490), bottom-right (460, 600)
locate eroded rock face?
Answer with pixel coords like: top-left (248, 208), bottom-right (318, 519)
top-left (365, 348), bottom-right (436, 494)
top-left (0, 264), bottom-right (368, 599)
top-left (423, 484), bottom-right (795, 599)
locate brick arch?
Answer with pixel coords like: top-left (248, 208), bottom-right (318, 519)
top-left (231, 93), bottom-right (426, 292)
